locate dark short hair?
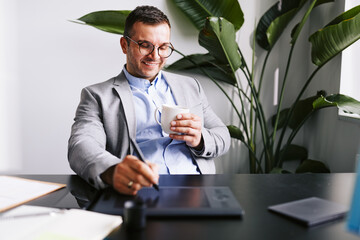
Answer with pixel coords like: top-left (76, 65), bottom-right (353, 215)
top-left (124, 5), bottom-right (171, 38)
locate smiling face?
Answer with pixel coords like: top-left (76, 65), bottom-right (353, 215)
top-left (120, 21), bottom-right (171, 82)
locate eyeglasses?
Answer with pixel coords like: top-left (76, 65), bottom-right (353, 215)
top-left (125, 36), bottom-right (174, 58)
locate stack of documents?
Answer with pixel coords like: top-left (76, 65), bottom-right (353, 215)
top-left (0, 205), bottom-right (122, 240)
top-left (0, 176), bottom-right (65, 212)
top-left (0, 176), bottom-right (122, 239)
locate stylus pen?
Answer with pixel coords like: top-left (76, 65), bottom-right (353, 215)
top-left (130, 138), bottom-right (159, 191)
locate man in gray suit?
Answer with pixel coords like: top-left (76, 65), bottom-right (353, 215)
top-left (68, 6), bottom-right (230, 195)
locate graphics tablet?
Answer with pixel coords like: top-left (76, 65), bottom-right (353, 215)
top-left (88, 186), bottom-right (243, 217)
top-left (268, 197), bottom-right (348, 227)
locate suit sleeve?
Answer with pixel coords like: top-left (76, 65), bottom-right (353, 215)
top-left (68, 87), bottom-right (120, 189)
top-left (189, 78), bottom-right (231, 161)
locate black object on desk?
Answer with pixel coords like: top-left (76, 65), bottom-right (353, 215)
top-left (124, 200), bottom-right (147, 230)
top-left (268, 197), bottom-right (348, 227)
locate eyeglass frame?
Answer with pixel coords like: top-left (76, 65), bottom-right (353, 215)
top-left (125, 36), bottom-right (174, 58)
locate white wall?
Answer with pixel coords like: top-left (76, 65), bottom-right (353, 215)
top-left (340, 0), bottom-right (360, 119)
top-left (0, 0), bottom-right (21, 171)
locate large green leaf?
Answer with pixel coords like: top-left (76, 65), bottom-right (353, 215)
top-left (280, 144), bottom-right (308, 162)
top-left (313, 94), bottom-right (360, 115)
top-left (272, 93), bottom-right (360, 132)
top-left (167, 53), bottom-right (214, 70)
top-left (165, 54), bottom-right (236, 85)
top-left (172, 0), bottom-right (244, 31)
top-left (290, 0), bottom-right (319, 45)
top-left (74, 10), bottom-right (131, 35)
top-left (309, 5), bottom-right (360, 66)
top-left (295, 159), bottom-right (330, 173)
top-left (256, 0), bottom-right (306, 50)
top-left (271, 93), bottom-right (324, 130)
top-left (289, 0), bottom-right (334, 42)
top-left (227, 125), bottom-right (244, 141)
top-left (270, 167), bottom-right (292, 173)
top-left (199, 17), bottom-right (242, 72)
top-left (314, 0), bottom-right (334, 7)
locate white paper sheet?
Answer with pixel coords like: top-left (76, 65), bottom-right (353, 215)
top-left (0, 176), bottom-right (65, 212)
top-left (0, 205), bottom-right (122, 240)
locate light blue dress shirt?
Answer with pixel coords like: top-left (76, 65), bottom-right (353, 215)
top-left (123, 67), bottom-right (200, 174)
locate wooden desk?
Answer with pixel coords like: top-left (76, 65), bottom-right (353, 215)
top-left (22, 174), bottom-right (359, 240)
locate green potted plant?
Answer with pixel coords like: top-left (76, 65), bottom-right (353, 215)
top-left (72, 0), bottom-right (360, 173)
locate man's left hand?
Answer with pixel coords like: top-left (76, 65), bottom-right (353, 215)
top-left (169, 113), bottom-right (202, 148)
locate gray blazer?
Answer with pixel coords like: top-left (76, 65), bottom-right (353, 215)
top-left (68, 71), bottom-right (230, 188)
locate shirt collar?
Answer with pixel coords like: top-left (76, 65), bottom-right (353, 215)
top-left (123, 65), bottom-right (163, 91)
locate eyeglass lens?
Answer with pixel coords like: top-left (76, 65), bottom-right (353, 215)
top-left (139, 42), bottom-right (173, 58)
top-left (126, 36), bottom-right (173, 58)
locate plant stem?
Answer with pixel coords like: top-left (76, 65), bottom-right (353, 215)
top-left (257, 148), bottom-right (265, 173)
top-left (275, 66), bottom-right (322, 165)
top-left (239, 47), bottom-right (252, 80)
top-left (278, 112), bottom-right (313, 167)
top-left (271, 45), bottom-right (295, 148)
top-left (249, 32), bottom-right (256, 173)
top-left (257, 50), bottom-right (271, 95)
top-left (254, 48), bottom-right (271, 172)
top-left (272, 0), bottom-right (319, 167)
top-left (238, 46), bottom-right (272, 171)
top-left (244, 71), bottom-right (272, 172)
top-left (235, 80), bottom-right (251, 145)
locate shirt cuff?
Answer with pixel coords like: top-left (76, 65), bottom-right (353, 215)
top-left (190, 135), bottom-right (205, 156)
top-left (96, 175), bottom-right (109, 189)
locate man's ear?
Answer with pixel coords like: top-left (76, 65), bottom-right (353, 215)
top-left (120, 37), bottom-right (128, 54)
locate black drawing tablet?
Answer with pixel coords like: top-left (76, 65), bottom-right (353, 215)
top-left (88, 186), bottom-right (243, 218)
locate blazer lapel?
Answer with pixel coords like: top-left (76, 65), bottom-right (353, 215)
top-left (164, 72), bottom-right (189, 107)
top-left (112, 72), bottom-right (137, 139)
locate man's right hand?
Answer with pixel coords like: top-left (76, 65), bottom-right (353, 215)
top-left (101, 155), bottom-right (159, 195)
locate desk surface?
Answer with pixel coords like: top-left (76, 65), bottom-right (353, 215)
top-left (19, 173), bottom-right (359, 240)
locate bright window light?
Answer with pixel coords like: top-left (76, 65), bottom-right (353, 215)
top-left (339, 0), bottom-right (360, 120)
